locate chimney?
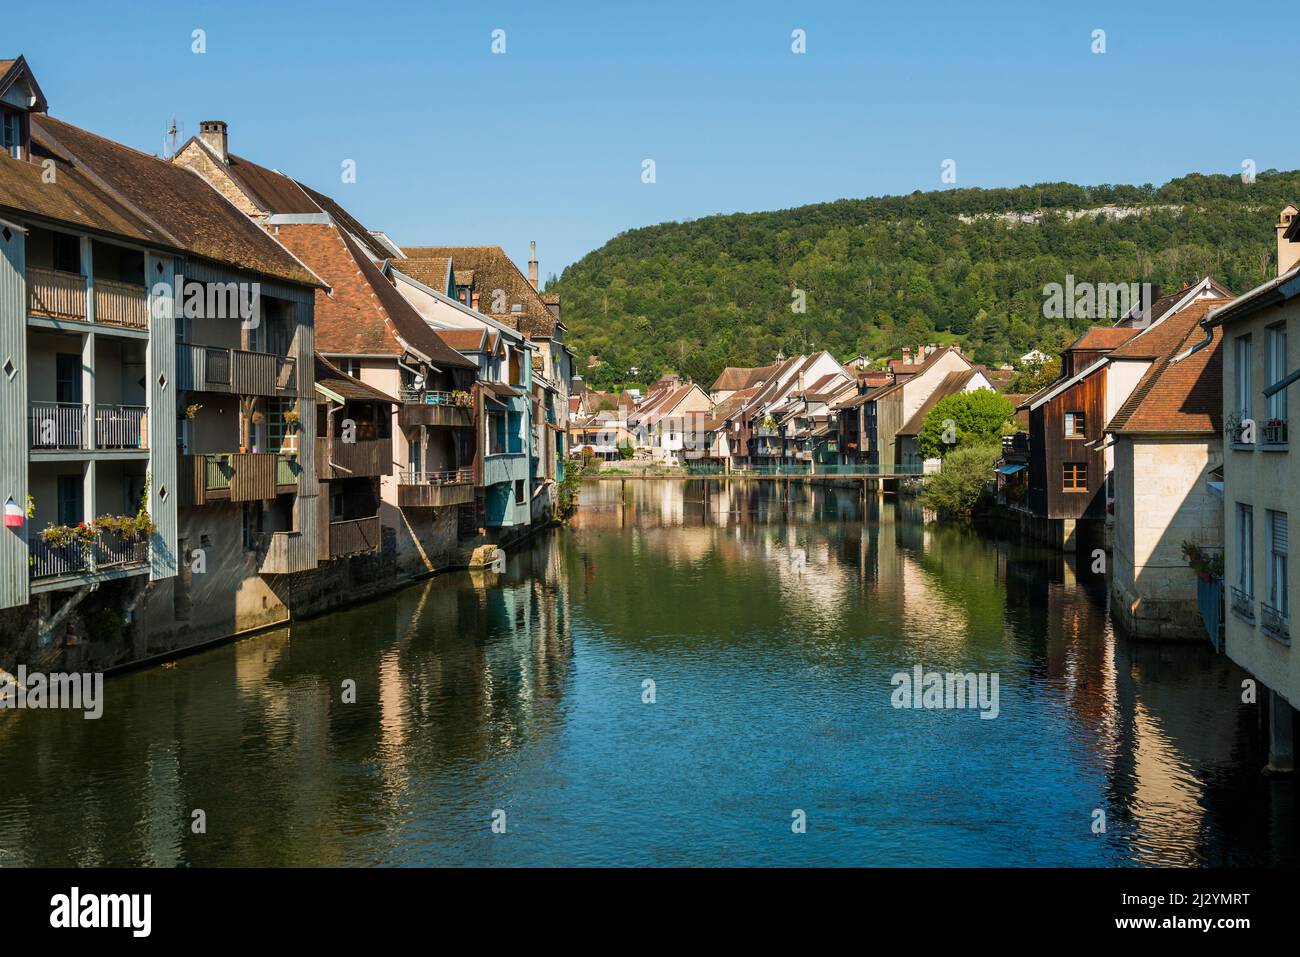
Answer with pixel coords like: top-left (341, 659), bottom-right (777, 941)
top-left (528, 240), bottom-right (538, 290)
top-left (471, 291), bottom-right (479, 311)
top-left (199, 119), bottom-right (228, 164)
top-left (1278, 206), bottom-right (1300, 276)
top-left (901, 347), bottom-right (912, 364)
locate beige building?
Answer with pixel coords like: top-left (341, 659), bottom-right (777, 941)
top-left (1204, 206), bottom-right (1298, 774)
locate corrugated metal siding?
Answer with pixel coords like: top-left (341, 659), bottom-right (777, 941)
top-left (0, 223), bottom-right (30, 609)
top-left (147, 252), bottom-right (179, 581)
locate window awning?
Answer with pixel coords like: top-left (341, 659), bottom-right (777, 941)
top-left (995, 464), bottom-right (1026, 475)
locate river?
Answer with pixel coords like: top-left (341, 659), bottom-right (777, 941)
top-left (0, 479), bottom-right (1294, 866)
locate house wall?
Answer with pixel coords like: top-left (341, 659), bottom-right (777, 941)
top-left (1112, 436), bottom-right (1223, 640)
top-left (1223, 301), bottom-right (1299, 711)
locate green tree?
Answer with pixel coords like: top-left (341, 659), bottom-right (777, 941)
top-left (918, 442), bottom-right (1001, 516)
top-left (917, 388), bottom-right (1016, 459)
top-left (1008, 356), bottom-right (1060, 393)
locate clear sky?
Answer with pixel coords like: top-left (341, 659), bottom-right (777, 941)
top-left (6, 1), bottom-right (1291, 278)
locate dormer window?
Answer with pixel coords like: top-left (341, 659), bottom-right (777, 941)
top-left (1, 109), bottom-right (23, 159)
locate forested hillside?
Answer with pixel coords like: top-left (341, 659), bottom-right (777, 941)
top-left (550, 171), bottom-right (1299, 390)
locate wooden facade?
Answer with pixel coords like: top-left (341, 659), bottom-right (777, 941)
top-left (1026, 364), bottom-right (1109, 521)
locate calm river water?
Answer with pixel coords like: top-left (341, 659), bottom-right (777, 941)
top-left (0, 480), bottom-right (1295, 866)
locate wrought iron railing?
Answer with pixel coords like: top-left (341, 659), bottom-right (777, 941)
top-left (28, 531), bottom-right (148, 580)
top-left (1262, 420), bottom-right (1288, 446)
top-left (1230, 585), bottom-right (1255, 622)
top-left (1262, 602), bottom-right (1291, 643)
top-left (398, 468), bottom-right (473, 485)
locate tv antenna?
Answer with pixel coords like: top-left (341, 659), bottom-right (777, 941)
top-left (162, 114), bottom-right (183, 160)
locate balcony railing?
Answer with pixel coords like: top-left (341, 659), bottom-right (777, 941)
top-left (28, 401), bottom-right (87, 449)
top-left (1230, 585), bottom-right (1255, 622)
top-left (328, 515), bottom-right (382, 559)
top-left (318, 436), bottom-right (392, 478)
top-left (95, 404), bottom-right (148, 449)
top-left (400, 468), bottom-right (472, 486)
top-left (276, 453), bottom-right (299, 487)
top-left (1262, 602), bottom-right (1291, 644)
top-left (179, 452), bottom-right (277, 505)
top-left (1262, 420), bottom-right (1288, 447)
top-left (92, 277), bottom-right (149, 329)
top-left (175, 344), bottom-right (283, 396)
top-left (257, 530), bottom-right (315, 575)
top-left (28, 531), bottom-right (149, 580)
top-left (205, 346), bottom-right (231, 385)
top-left (397, 468), bottom-right (474, 508)
top-left (26, 266), bottom-right (87, 321)
top-left (1229, 421), bottom-right (1251, 446)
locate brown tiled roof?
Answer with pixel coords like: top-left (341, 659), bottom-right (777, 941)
top-left (453, 269), bottom-right (474, 287)
top-left (16, 115), bottom-right (320, 287)
top-left (434, 327), bottom-right (489, 353)
top-left (210, 149), bottom-right (320, 215)
top-left (870, 346), bottom-right (968, 400)
top-left (1108, 323), bottom-right (1223, 435)
top-left (314, 354), bottom-right (397, 404)
top-left (1107, 300), bottom-right (1222, 359)
top-left (397, 257), bottom-right (453, 294)
top-left (274, 222), bottom-right (473, 368)
top-left (1067, 327), bottom-right (1139, 352)
top-left (404, 245), bottom-right (558, 337)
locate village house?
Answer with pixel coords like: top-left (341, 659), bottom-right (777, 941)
top-left (1198, 206), bottom-right (1299, 774)
top-left (629, 379), bottom-right (713, 464)
top-left (0, 57), bottom-right (329, 656)
top-left (894, 368), bottom-right (997, 474)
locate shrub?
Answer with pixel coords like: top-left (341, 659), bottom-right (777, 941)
top-left (918, 442), bottom-right (1001, 516)
top-left (918, 389), bottom-right (1017, 460)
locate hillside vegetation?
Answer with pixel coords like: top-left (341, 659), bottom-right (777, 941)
top-left (551, 171), bottom-right (1298, 389)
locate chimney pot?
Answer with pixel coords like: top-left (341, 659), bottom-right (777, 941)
top-left (199, 119), bottom-right (228, 164)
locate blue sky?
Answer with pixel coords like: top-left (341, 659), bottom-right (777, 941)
top-left (7, 1), bottom-right (1289, 277)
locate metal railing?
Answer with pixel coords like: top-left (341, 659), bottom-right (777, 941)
top-left (29, 531), bottom-right (149, 580)
top-left (1229, 422), bottom-right (1251, 446)
top-left (1262, 420), bottom-right (1288, 446)
top-left (398, 468), bottom-right (473, 485)
top-left (1230, 585), bottom-right (1255, 622)
top-left (28, 401), bottom-right (87, 449)
top-left (1262, 602), bottom-right (1291, 643)
top-left (399, 387), bottom-right (471, 407)
top-left (26, 266), bottom-right (87, 321)
top-left (95, 404), bottom-right (147, 449)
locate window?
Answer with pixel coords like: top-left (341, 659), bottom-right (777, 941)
top-left (507, 411), bottom-right (523, 453)
top-left (266, 398), bottom-right (297, 452)
top-left (53, 232), bottom-right (81, 275)
top-left (340, 358), bottom-right (362, 379)
top-left (1064, 411), bottom-right (1086, 437)
top-left (1235, 335), bottom-right (1253, 420)
top-left (1062, 462), bottom-right (1088, 491)
top-left (55, 353), bottom-right (81, 404)
top-left (57, 475), bottom-right (83, 526)
top-left (332, 489), bottom-right (345, 520)
top-left (1, 110), bottom-right (22, 159)
top-left (1267, 510), bottom-right (1288, 616)
top-left (488, 411), bottom-right (507, 455)
top-left (1267, 324), bottom-right (1288, 424)
top-left (1237, 503), bottom-right (1254, 596)
top-left (242, 502), bottom-right (263, 551)
top-left (515, 479), bottom-right (525, 505)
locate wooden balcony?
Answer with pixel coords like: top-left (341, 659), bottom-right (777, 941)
top-left (317, 436), bottom-right (393, 479)
top-left (92, 277), bottom-right (149, 329)
top-left (328, 515), bottom-right (382, 559)
top-left (178, 452), bottom-right (278, 505)
top-left (29, 531), bottom-right (149, 581)
top-left (27, 266), bottom-right (86, 321)
top-left (399, 390), bottom-right (473, 428)
top-left (175, 344), bottom-right (287, 397)
top-left (258, 530), bottom-right (316, 575)
top-left (397, 468), bottom-right (475, 507)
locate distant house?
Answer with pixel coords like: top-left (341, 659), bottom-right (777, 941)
top-left (709, 363), bottom-right (777, 403)
top-left (895, 369), bottom-right (996, 473)
top-left (630, 381), bottom-right (712, 464)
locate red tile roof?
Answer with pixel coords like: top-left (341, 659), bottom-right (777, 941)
top-left (1107, 300), bottom-right (1222, 359)
top-left (1067, 327), bottom-right (1139, 352)
top-left (402, 245), bottom-right (558, 337)
top-left (1108, 323), bottom-right (1224, 435)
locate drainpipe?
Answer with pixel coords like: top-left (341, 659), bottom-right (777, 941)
top-left (1264, 367), bottom-right (1300, 398)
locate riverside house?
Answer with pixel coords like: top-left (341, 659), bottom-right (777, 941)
top-left (1199, 206), bottom-right (1299, 773)
top-left (0, 56), bottom-right (329, 657)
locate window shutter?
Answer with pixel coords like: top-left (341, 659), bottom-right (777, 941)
top-left (1271, 512), bottom-right (1288, 556)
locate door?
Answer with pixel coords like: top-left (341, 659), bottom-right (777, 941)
top-left (57, 474), bottom-right (83, 526)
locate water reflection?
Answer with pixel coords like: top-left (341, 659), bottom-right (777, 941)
top-left (0, 479), bottom-right (1293, 866)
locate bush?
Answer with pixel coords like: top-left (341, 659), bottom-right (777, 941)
top-left (918, 442), bottom-right (1001, 516)
top-left (918, 388), bottom-right (1016, 460)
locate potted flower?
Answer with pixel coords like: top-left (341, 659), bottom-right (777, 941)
top-left (283, 404), bottom-right (300, 431)
top-left (451, 389), bottom-right (472, 408)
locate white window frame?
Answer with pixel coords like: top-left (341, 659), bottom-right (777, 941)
top-left (1267, 509), bottom-right (1288, 617)
top-left (1237, 503), bottom-right (1254, 596)
top-left (1235, 334), bottom-right (1253, 420)
top-left (1266, 324), bottom-right (1288, 423)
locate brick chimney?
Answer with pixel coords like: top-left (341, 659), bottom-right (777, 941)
top-left (1278, 206), bottom-right (1300, 276)
top-left (528, 240), bottom-right (538, 290)
top-left (199, 120), bottom-right (228, 164)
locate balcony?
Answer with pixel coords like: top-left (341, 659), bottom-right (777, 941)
top-left (1262, 419), bottom-right (1288, 449)
top-left (28, 531), bottom-right (149, 581)
top-left (328, 515), bottom-right (382, 559)
top-left (397, 468), bottom-right (474, 508)
top-left (317, 436), bottom-right (393, 479)
top-left (28, 402), bottom-right (149, 451)
top-left (1230, 585), bottom-right (1255, 623)
top-left (276, 453), bottom-right (300, 490)
top-left (175, 344), bottom-right (289, 397)
top-left (1262, 602), bottom-right (1291, 645)
top-left (178, 452), bottom-right (277, 505)
top-left (26, 267), bottom-right (150, 330)
top-left (398, 389), bottom-right (473, 428)
top-left (257, 530), bottom-right (315, 575)
top-left (26, 266), bottom-right (86, 322)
